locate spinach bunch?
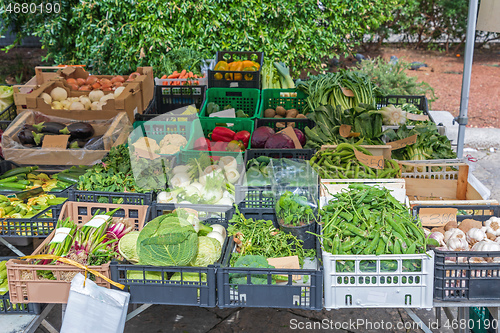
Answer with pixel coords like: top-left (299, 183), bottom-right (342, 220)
top-left (276, 191), bottom-right (318, 227)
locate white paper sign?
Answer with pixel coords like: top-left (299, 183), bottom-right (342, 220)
top-left (477, 0), bottom-right (500, 33)
top-left (84, 215), bottom-right (110, 228)
top-left (50, 227), bottom-right (72, 244)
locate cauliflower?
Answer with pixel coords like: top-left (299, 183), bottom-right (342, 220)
top-left (159, 134), bottom-right (187, 148)
top-left (132, 137), bottom-right (160, 152)
top-left (159, 144), bottom-right (181, 155)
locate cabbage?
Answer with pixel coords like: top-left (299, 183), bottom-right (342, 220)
top-left (137, 215), bottom-right (199, 266)
top-left (0, 86), bottom-right (13, 111)
top-left (191, 236), bottom-right (221, 267)
top-left (118, 231), bottom-right (140, 263)
top-left (127, 270), bottom-right (163, 281)
top-left (170, 272), bottom-right (207, 283)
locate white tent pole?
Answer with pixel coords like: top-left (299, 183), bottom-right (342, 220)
top-left (456, 0), bottom-right (479, 158)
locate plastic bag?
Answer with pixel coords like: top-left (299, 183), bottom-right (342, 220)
top-left (61, 273), bottom-right (130, 333)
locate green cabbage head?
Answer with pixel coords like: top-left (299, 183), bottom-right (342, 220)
top-left (191, 236), bottom-right (221, 267)
top-left (137, 215), bottom-right (199, 266)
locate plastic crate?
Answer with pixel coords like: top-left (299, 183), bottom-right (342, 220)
top-left (0, 204), bottom-right (64, 238)
top-left (109, 204), bottom-right (234, 307)
top-left (155, 84), bottom-right (206, 115)
top-left (199, 88), bottom-right (261, 119)
top-left (470, 307), bottom-right (497, 333)
top-left (0, 256), bottom-right (43, 314)
top-left (323, 250), bottom-right (434, 309)
top-left (375, 95), bottom-right (434, 124)
top-left (6, 201), bottom-right (149, 304)
top-left (180, 117), bottom-right (254, 164)
top-left (255, 117), bottom-right (315, 134)
top-left (69, 188), bottom-right (153, 205)
top-left (208, 51), bottom-right (264, 89)
top-left (0, 103), bottom-right (16, 131)
top-left (412, 204), bottom-right (500, 301)
top-left (217, 234), bottom-right (323, 309)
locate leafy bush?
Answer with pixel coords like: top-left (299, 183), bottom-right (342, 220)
top-left (356, 57), bottom-right (436, 103)
top-left (1, 0), bottom-right (400, 74)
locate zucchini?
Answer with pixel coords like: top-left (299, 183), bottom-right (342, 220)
top-left (1, 166), bottom-right (38, 179)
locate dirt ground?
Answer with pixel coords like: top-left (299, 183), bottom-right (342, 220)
top-left (1, 45), bottom-right (499, 128)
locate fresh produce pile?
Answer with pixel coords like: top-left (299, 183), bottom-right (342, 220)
top-left (42, 86), bottom-right (126, 111)
top-left (276, 191), bottom-right (318, 227)
top-left (205, 102), bottom-right (251, 118)
top-left (228, 208), bottom-right (316, 267)
top-left (18, 121), bottom-right (99, 149)
top-left (158, 48), bottom-right (207, 82)
top-left (0, 193), bottom-right (66, 221)
top-left (244, 156), bottom-right (272, 186)
top-left (261, 104), bottom-right (306, 120)
top-left (310, 144), bottom-right (400, 179)
top-left (296, 71), bottom-right (375, 114)
top-left (0, 259), bottom-right (8, 295)
top-left (385, 122), bottom-right (456, 161)
top-left (251, 126), bottom-right (305, 149)
top-left (319, 185), bottom-right (427, 258)
top-left (213, 59), bottom-right (260, 81)
top-left (119, 208), bottom-right (226, 268)
top-left (261, 60), bottom-right (295, 89)
top-left (157, 154), bottom-right (238, 206)
top-left (77, 144), bottom-right (153, 196)
top-left (193, 127), bottom-right (250, 152)
top-left (160, 70), bottom-right (205, 86)
top-left (0, 85), bottom-right (14, 111)
top-left (0, 165), bottom-right (88, 192)
top-left (304, 104), bottom-right (384, 148)
top-left (425, 217), bottom-right (500, 257)
top-left (62, 73), bottom-right (135, 91)
top-left (401, 103), bottom-right (429, 126)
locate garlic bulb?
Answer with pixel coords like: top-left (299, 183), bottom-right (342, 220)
top-left (484, 217), bottom-right (500, 236)
top-left (466, 228), bottom-right (487, 245)
top-left (444, 228), bottom-right (466, 243)
top-left (446, 237), bottom-right (469, 251)
top-left (471, 239), bottom-right (500, 252)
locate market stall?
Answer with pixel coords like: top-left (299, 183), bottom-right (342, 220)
top-left (0, 48), bottom-right (497, 333)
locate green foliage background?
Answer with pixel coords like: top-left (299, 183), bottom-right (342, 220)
top-left (1, 0), bottom-right (399, 74)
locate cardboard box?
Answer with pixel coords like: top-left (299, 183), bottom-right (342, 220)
top-left (1, 110), bottom-right (130, 166)
top-left (14, 80), bottom-right (143, 122)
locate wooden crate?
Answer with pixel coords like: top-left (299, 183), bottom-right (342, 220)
top-left (2, 111), bottom-right (130, 165)
top-left (6, 201), bottom-right (149, 304)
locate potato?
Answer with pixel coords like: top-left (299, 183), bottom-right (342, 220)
top-left (274, 115), bottom-right (283, 118)
top-left (264, 108), bottom-right (276, 118)
top-left (431, 227), bottom-right (445, 235)
top-left (296, 114), bottom-right (307, 119)
top-left (458, 219), bottom-right (482, 234)
top-left (286, 109), bottom-right (299, 118)
top-left (444, 221), bottom-right (458, 231)
top-left (275, 106), bottom-right (286, 116)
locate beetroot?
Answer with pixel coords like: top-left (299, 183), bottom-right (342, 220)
top-left (293, 128), bottom-right (306, 146)
top-left (251, 126), bottom-right (275, 148)
top-left (264, 133), bottom-right (294, 149)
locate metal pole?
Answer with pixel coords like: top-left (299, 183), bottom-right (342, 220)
top-left (456, 0), bottom-right (479, 158)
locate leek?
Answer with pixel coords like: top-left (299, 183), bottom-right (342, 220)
top-left (273, 62), bottom-right (295, 89)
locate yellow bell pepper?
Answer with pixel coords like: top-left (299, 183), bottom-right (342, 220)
top-left (214, 61), bottom-right (229, 71)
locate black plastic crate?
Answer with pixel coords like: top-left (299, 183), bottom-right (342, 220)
top-left (0, 256), bottom-right (43, 314)
top-left (68, 188), bottom-right (153, 205)
top-left (375, 95), bottom-right (434, 124)
top-left (0, 205), bottom-right (60, 238)
top-left (0, 103), bottom-right (17, 131)
top-left (208, 51), bottom-right (264, 89)
top-left (217, 236), bottom-right (323, 309)
top-left (109, 204), bottom-right (234, 307)
top-left (413, 204), bottom-right (500, 301)
top-left (244, 148), bottom-right (315, 161)
top-left (255, 117), bottom-right (315, 133)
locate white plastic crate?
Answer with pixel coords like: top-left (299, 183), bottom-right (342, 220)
top-left (399, 159), bottom-right (465, 180)
top-left (322, 251), bottom-right (434, 309)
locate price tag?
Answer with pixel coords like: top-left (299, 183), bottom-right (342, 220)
top-left (84, 214), bottom-right (110, 228)
top-left (278, 126), bottom-right (302, 149)
top-left (406, 113), bottom-right (429, 121)
top-left (341, 87), bottom-right (355, 97)
top-left (388, 134), bottom-right (418, 150)
top-left (419, 208), bottom-right (458, 227)
top-left (267, 256), bottom-right (301, 281)
top-left (339, 124), bottom-right (352, 138)
top-left (354, 149), bottom-right (385, 169)
top-left (50, 227), bottom-right (72, 244)
top-left (41, 135), bottom-right (70, 149)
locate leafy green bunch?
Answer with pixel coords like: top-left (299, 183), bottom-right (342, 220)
top-left (276, 191), bottom-right (318, 227)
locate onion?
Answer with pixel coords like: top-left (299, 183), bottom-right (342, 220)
top-left (70, 101), bottom-right (85, 110)
top-left (90, 101), bottom-right (103, 110)
top-left (40, 92), bottom-right (52, 104)
top-left (114, 86), bottom-right (126, 97)
top-left (60, 100), bottom-right (72, 109)
top-left (79, 96), bottom-right (92, 110)
top-left (427, 232), bottom-right (445, 246)
top-left (100, 94), bottom-right (115, 104)
top-left (50, 87), bottom-right (68, 102)
top-left (89, 89), bottom-right (104, 102)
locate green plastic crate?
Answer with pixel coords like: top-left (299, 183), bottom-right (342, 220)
top-left (180, 118), bottom-right (254, 164)
top-left (199, 88), bottom-right (260, 119)
top-left (130, 121), bottom-right (193, 162)
top-left (257, 89), bottom-right (311, 131)
top-left (470, 307), bottom-right (496, 333)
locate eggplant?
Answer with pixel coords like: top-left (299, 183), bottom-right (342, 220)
top-left (18, 130), bottom-right (44, 146)
top-left (68, 139), bottom-right (87, 149)
top-left (83, 135), bottom-right (104, 150)
top-left (60, 122), bottom-right (95, 140)
top-left (23, 124), bottom-right (38, 132)
top-left (33, 122), bottom-right (66, 134)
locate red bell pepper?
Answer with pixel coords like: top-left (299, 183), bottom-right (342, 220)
top-left (212, 141), bottom-right (229, 151)
top-left (211, 127), bottom-right (235, 142)
top-left (194, 137), bottom-right (211, 151)
top-left (233, 130), bottom-right (251, 148)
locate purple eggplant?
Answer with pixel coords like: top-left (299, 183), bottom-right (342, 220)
top-left (60, 122), bottom-right (95, 140)
top-left (68, 139), bottom-right (87, 149)
top-left (23, 124), bottom-right (38, 132)
top-left (33, 122), bottom-right (66, 134)
top-left (18, 130), bottom-right (45, 146)
top-left (83, 135), bottom-right (104, 150)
